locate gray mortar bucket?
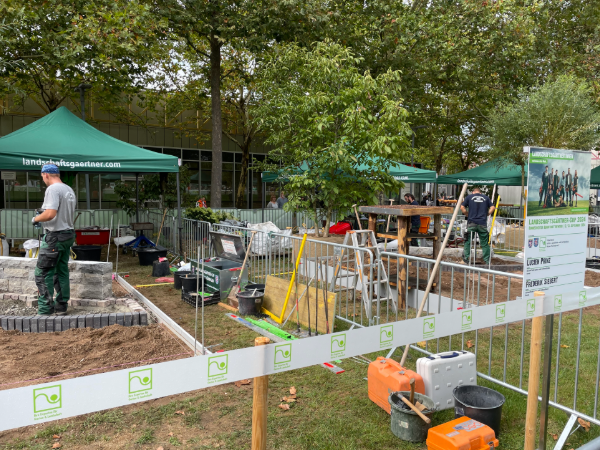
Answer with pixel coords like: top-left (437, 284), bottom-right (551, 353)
top-left (388, 391), bottom-right (435, 443)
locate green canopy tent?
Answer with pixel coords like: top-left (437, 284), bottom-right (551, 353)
top-left (591, 166), bottom-right (600, 190)
top-left (436, 159), bottom-right (528, 186)
top-left (0, 107), bottom-right (183, 251)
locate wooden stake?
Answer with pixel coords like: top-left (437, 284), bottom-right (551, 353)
top-left (409, 377), bottom-right (415, 404)
top-left (251, 337), bottom-right (270, 450)
top-left (400, 183), bottom-right (468, 367)
top-left (524, 291), bottom-right (545, 450)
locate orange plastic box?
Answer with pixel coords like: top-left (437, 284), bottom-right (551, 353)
top-left (427, 417), bottom-right (499, 450)
top-left (367, 356), bottom-right (425, 414)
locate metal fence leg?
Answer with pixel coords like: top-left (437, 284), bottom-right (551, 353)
top-left (539, 314), bottom-right (554, 449)
top-left (553, 413), bottom-right (578, 450)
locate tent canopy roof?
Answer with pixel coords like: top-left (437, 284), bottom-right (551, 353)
top-left (261, 160), bottom-right (437, 183)
top-left (591, 165), bottom-right (600, 189)
top-left (437, 158), bottom-right (527, 186)
top-left (0, 107), bottom-right (179, 173)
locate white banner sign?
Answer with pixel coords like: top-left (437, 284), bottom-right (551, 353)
top-left (1, 287), bottom-right (599, 432)
top-left (523, 147), bottom-right (591, 298)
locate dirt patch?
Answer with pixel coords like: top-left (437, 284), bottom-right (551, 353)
top-left (0, 324), bottom-right (191, 390)
top-left (112, 279), bottom-right (132, 297)
top-left (585, 270), bottom-right (600, 287)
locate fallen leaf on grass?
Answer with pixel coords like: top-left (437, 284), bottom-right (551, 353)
top-left (175, 410), bottom-right (185, 415)
top-left (281, 396), bottom-right (297, 403)
top-left (157, 447), bottom-right (164, 450)
top-left (467, 340), bottom-right (474, 349)
top-left (168, 432), bottom-right (174, 437)
top-left (234, 379), bottom-right (251, 387)
top-left (578, 417), bottom-right (591, 432)
top-left (52, 435), bottom-right (61, 439)
top-left (278, 404), bottom-right (290, 411)
top-left (52, 444), bottom-right (61, 449)
top-left (561, 344), bottom-right (569, 348)
top-left (290, 386), bottom-right (297, 395)
top-left (550, 432), bottom-right (558, 440)
top-left (417, 341), bottom-right (426, 348)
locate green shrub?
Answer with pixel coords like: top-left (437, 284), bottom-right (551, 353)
top-left (184, 208), bottom-right (238, 223)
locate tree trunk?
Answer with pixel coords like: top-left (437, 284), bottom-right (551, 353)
top-left (314, 200), bottom-right (320, 237)
top-left (209, 33), bottom-right (223, 208)
top-left (324, 209), bottom-right (332, 237)
top-left (235, 138), bottom-right (251, 208)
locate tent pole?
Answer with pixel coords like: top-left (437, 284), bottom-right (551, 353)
top-left (85, 174), bottom-right (91, 210)
top-left (135, 173), bottom-right (139, 224)
top-left (176, 171), bottom-right (183, 256)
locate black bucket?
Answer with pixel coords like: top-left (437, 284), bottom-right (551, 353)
top-left (244, 283), bottom-right (265, 292)
top-left (72, 245), bottom-right (102, 262)
top-left (137, 245), bottom-right (167, 266)
top-left (181, 274), bottom-right (202, 294)
top-left (453, 385), bottom-right (505, 437)
top-left (174, 271), bottom-right (192, 290)
top-left (236, 290), bottom-right (264, 315)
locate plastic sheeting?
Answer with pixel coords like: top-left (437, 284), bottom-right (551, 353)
top-left (246, 221), bottom-right (292, 255)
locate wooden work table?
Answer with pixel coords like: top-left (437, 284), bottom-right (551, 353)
top-left (359, 204), bottom-right (454, 307)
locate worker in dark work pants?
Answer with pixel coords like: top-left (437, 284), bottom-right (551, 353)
top-left (460, 187), bottom-right (495, 265)
top-left (404, 193), bottom-right (421, 247)
top-left (32, 164), bottom-right (77, 316)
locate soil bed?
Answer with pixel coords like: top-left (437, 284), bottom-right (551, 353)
top-left (0, 298), bottom-right (131, 316)
top-left (0, 324), bottom-right (191, 390)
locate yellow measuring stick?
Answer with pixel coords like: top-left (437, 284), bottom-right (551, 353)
top-left (262, 233), bottom-right (308, 323)
top-left (134, 283), bottom-right (173, 288)
top-left (489, 194), bottom-right (501, 244)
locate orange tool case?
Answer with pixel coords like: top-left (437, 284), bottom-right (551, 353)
top-left (368, 356), bottom-right (425, 414)
top-left (427, 417), bottom-right (499, 450)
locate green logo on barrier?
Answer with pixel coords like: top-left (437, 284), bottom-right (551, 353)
top-left (461, 310), bottom-right (472, 331)
top-left (423, 317), bottom-right (435, 339)
top-left (579, 291), bottom-right (587, 307)
top-left (129, 368), bottom-right (152, 395)
top-left (495, 304), bottom-right (506, 324)
top-left (33, 385), bottom-right (62, 417)
top-left (208, 354), bottom-right (228, 383)
top-left (554, 295), bottom-right (562, 312)
top-left (274, 343), bottom-right (292, 370)
top-left (526, 299), bottom-right (535, 317)
top-left (331, 334), bottom-right (346, 357)
top-left (539, 237), bottom-right (546, 251)
top-left (380, 325), bottom-right (393, 348)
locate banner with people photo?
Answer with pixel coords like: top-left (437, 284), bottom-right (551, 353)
top-left (523, 147), bottom-right (591, 298)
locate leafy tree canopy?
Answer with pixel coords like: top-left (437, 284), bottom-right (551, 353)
top-left (254, 41), bottom-right (411, 235)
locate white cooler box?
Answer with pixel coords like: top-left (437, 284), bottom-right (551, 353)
top-left (416, 351), bottom-right (477, 411)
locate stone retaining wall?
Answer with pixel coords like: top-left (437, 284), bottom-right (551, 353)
top-left (0, 256), bottom-right (112, 299)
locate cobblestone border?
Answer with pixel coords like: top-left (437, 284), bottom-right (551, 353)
top-left (0, 311), bottom-right (148, 332)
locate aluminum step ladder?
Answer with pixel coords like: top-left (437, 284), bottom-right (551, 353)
top-left (329, 230), bottom-right (396, 324)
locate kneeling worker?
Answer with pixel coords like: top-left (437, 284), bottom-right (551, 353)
top-left (32, 164), bottom-right (76, 316)
top-left (460, 187), bottom-right (495, 265)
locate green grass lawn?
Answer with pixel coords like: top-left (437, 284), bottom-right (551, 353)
top-left (1, 248), bottom-right (600, 449)
top-left (527, 200), bottom-right (589, 217)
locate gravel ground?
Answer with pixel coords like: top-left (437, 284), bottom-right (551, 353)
top-left (0, 299), bottom-right (113, 316)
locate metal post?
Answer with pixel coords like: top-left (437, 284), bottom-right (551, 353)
top-left (135, 174), bottom-right (139, 224)
top-left (262, 182), bottom-right (265, 223)
top-left (538, 314), bottom-right (554, 450)
top-left (176, 171), bottom-right (183, 255)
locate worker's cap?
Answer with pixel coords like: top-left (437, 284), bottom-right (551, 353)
top-left (41, 164), bottom-right (60, 174)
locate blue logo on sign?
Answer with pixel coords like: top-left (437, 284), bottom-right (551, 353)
top-left (528, 239), bottom-right (533, 248)
top-left (534, 238), bottom-right (538, 247)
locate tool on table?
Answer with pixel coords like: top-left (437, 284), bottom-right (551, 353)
top-left (398, 394), bottom-right (431, 424)
top-left (352, 204), bottom-right (363, 231)
top-left (227, 231), bottom-right (256, 304)
top-left (409, 377), bottom-right (416, 404)
top-left (384, 199), bottom-right (395, 250)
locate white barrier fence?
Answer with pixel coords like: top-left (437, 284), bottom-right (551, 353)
top-left (1, 285), bottom-right (598, 432)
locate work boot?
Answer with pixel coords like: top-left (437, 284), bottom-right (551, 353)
top-left (54, 304), bottom-right (68, 316)
top-left (462, 256), bottom-right (469, 264)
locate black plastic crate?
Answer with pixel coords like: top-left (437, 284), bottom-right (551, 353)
top-left (181, 290), bottom-right (221, 307)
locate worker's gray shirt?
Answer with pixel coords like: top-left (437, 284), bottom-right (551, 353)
top-left (41, 183), bottom-right (76, 232)
top-left (276, 197), bottom-right (288, 208)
